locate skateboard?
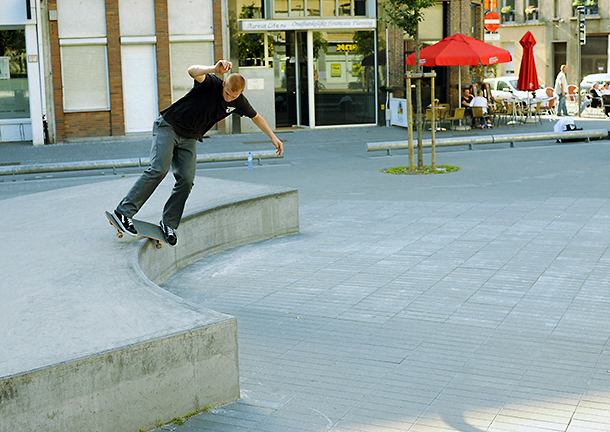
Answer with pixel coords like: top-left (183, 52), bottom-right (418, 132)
top-left (105, 211), bottom-right (167, 249)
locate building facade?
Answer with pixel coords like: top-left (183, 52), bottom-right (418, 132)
top-left (2, 0), bottom-right (388, 144)
top-left (1, 0), bottom-right (227, 145)
top-left (231, 0), bottom-right (382, 130)
top-left (487, 0), bottom-right (609, 89)
top-left (385, 0), bottom-right (485, 110)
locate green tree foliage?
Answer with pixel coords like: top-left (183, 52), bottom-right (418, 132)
top-left (312, 31), bottom-right (328, 60)
top-left (237, 4), bottom-right (266, 64)
top-left (381, 0), bottom-right (436, 41)
top-left (381, 0), bottom-right (436, 171)
top-left (352, 31), bottom-right (375, 57)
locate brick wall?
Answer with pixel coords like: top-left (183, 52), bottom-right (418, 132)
top-left (47, 0), bottom-right (65, 141)
top-left (388, 25), bottom-right (406, 98)
top-left (155, 0), bottom-right (172, 112)
top-left (64, 112), bottom-right (112, 137)
top-left (106, 0), bottom-right (125, 136)
top-left (212, 0), bottom-right (226, 133)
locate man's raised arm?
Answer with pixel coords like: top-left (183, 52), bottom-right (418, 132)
top-left (188, 60), bottom-right (232, 83)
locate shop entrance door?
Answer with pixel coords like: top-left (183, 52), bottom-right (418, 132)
top-left (274, 31), bottom-right (309, 128)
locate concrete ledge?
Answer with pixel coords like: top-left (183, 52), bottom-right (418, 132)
top-left (0, 176), bottom-right (299, 432)
top-left (366, 129), bottom-right (610, 152)
top-left (0, 150), bottom-right (282, 176)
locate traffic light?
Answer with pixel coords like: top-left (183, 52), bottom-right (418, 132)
top-left (578, 6), bottom-right (586, 46)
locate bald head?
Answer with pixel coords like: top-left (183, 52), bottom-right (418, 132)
top-left (225, 74), bottom-right (246, 93)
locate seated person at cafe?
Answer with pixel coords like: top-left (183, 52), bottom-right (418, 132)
top-left (579, 82), bottom-right (603, 115)
top-left (461, 88), bottom-right (473, 120)
top-left (601, 82), bottom-right (610, 117)
top-left (470, 90), bottom-right (492, 128)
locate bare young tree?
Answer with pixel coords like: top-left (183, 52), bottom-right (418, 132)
top-left (382, 0), bottom-right (436, 169)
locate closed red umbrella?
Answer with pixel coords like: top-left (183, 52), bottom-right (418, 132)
top-left (517, 31), bottom-right (539, 92)
top-left (406, 33), bottom-right (512, 103)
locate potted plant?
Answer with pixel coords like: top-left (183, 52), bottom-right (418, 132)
top-left (585, 0), bottom-right (598, 15)
top-left (525, 5), bottom-right (538, 20)
top-left (434, 98), bottom-right (439, 107)
top-left (501, 5), bottom-right (514, 22)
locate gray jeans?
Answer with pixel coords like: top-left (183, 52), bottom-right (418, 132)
top-left (116, 116), bottom-right (197, 229)
top-left (557, 94), bottom-right (568, 116)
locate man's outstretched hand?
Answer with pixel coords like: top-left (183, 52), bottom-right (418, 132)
top-left (272, 136), bottom-right (284, 156)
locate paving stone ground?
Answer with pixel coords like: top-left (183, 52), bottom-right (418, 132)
top-left (2, 118), bottom-right (610, 431)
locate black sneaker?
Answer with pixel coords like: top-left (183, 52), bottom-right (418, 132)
top-left (160, 221), bottom-right (178, 247)
top-left (113, 210), bottom-right (137, 236)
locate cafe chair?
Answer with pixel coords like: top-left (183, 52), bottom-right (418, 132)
top-left (445, 107), bottom-right (465, 130)
top-left (540, 87), bottom-right (557, 121)
top-left (567, 84), bottom-right (579, 114)
top-left (471, 106), bottom-right (491, 129)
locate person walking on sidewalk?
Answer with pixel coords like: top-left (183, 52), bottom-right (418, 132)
top-left (554, 64), bottom-right (569, 116)
top-left (111, 60), bottom-right (283, 246)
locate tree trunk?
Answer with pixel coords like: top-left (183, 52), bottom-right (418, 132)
top-left (415, 25), bottom-right (423, 169)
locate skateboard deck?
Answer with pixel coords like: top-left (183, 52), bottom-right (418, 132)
top-left (105, 211), bottom-right (167, 249)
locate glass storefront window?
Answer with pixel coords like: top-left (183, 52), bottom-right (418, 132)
top-left (291, 0), bottom-right (305, 16)
top-left (314, 30), bottom-right (375, 126)
top-left (308, 0), bottom-right (321, 17)
top-left (271, 29), bottom-right (376, 128)
top-left (322, 0), bottom-right (335, 16)
top-left (0, 29), bottom-right (30, 120)
top-left (236, 0), bottom-right (265, 18)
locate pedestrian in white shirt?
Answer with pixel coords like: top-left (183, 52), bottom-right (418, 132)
top-left (554, 65), bottom-right (569, 116)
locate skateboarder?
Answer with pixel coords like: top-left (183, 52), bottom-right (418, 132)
top-left (111, 60), bottom-right (283, 247)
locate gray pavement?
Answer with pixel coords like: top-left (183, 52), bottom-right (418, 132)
top-left (3, 115), bottom-right (610, 432)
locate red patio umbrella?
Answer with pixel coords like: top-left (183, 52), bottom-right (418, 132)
top-left (517, 31), bottom-right (539, 92)
top-left (406, 33), bottom-right (512, 67)
top-left (406, 33), bottom-right (512, 99)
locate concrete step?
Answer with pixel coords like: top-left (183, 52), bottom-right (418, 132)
top-left (0, 175), bottom-right (299, 432)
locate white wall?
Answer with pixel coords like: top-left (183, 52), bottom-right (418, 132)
top-left (119, 0), bottom-right (155, 36)
top-left (168, 0), bottom-right (214, 35)
top-left (0, 0), bottom-right (28, 25)
top-left (239, 66), bottom-right (275, 133)
top-left (56, 0), bottom-right (106, 38)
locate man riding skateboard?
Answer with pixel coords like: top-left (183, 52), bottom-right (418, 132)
top-left (111, 60), bottom-right (283, 246)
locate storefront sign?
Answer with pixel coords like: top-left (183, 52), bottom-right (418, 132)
top-left (247, 78), bottom-right (265, 90)
top-left (240, 19), bottom-right (376, 32)
top-left (336, 44), bottom-right (357, 52)
top-left (331, 64), bottom-right (341, 77)
top-left (390, 98), bottom-right (408, 128)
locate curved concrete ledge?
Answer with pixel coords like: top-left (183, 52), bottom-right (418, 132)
top-left (0, 176), bottom-right (299, 432)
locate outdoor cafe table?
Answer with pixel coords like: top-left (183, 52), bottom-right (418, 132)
top-left (428, 105), bottom-right (448, 131)
top-left (506, 97), bottom-right (544, 124)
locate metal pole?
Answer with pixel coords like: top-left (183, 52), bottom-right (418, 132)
top-left (577, 23), bottom-right (581, 117)
top-left (431, 75), bottom-right (436, 170)
top-left (385, 27), bottom-right (390, 127)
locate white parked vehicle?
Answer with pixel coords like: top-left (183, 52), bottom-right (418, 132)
top-left (579, 73), bottom-right (610, 93)
top-left (484, 76), bottom-right (549, 101)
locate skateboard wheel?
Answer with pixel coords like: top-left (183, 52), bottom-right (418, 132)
top-left (155, 242), bottom-right (162, 249)
top-left (117, 232), bottom-right (123, 239)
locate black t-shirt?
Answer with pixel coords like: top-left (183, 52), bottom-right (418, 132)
top-left (161, 74), bottom-right (257, 140)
